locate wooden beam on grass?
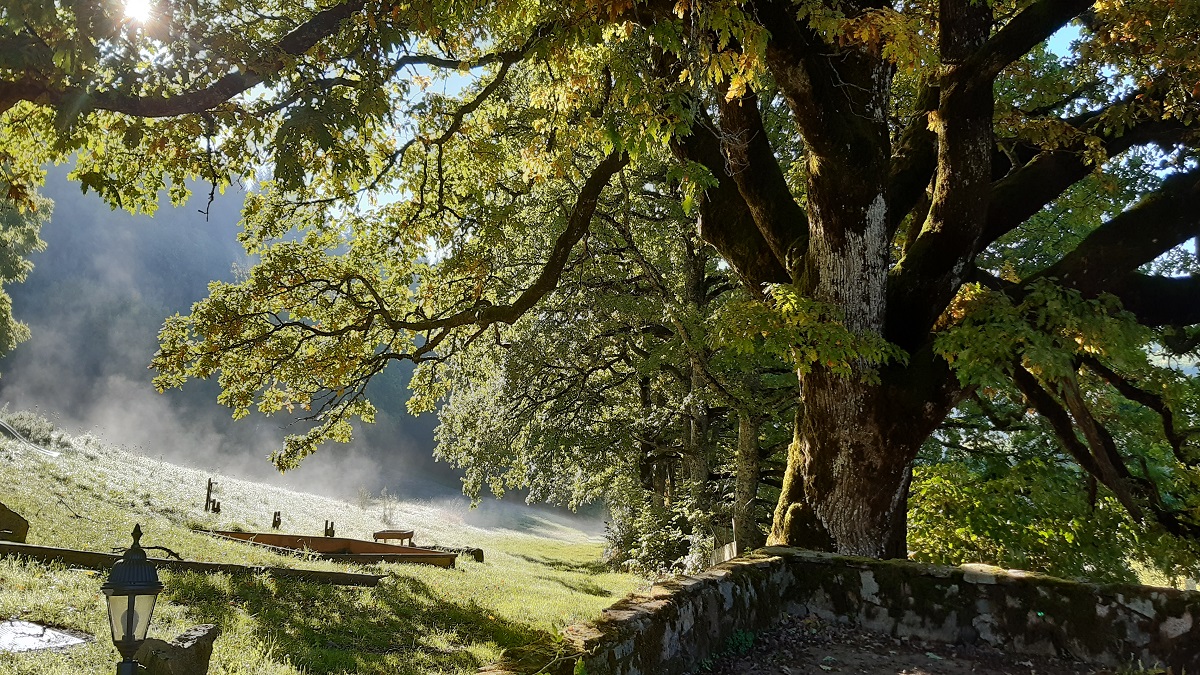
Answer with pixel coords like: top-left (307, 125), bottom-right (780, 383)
top-left (0, 541), bottom-right (384, 587)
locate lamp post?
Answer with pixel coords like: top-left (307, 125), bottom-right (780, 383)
top-left (102, 524), bottom-right (163, 675)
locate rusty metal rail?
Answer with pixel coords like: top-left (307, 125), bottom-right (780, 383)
top-left (0, 419), bottom-right (61, 458)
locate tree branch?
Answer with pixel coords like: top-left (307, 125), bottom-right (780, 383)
top-left (1014, 363), bottom-right (1200, 537)
top-left (887, 0), bottom-right (993, 350)
top-left (890, 94), bottom-right (1194, 347)
top-left (401, 151), bottom-right (628, 333)
top-left (984, 102), bottom-right (1192, 249)
top-left (8, 0), bottom-right (366, 118)
top-left (716, 92), bottom-right (808, 277)
top-left (953, 0), bottom-right (1095, 100)
top-left (1081, 356), bottom-right (1195, 464)
top-left (1107, 273), bottom-right (1200, 327)
top-left (888, 82), bottom-right (940, 238)
top-left (1014, 364), bottom-right (1144, 522)
top-left (673, 123), bottom-right (789, 291)
top-left (1012, 364), bottom-right (1102, 477)
top-left (1034, 166), bottom-right (1200, 293)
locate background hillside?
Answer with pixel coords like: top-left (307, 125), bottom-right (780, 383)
top-left (0, 415), bottom-right (637, 674)
top-left (0, 168), bottom-right (461, 500)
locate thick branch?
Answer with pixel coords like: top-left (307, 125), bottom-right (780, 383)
top-left (984, 108), bottom-right (1191, 249)
top-left (954, 0), bottom-right (1095, 100)
top-left (1013, 365), bottom-right (1144, 523)
top-left (887, 0), bottom-right (993, 350)
top-left (752, 0), bottom-right (827, 156)
top-left (406, 151), bottom-right (628, 332)
top-left (891, 96), bottom-right (1193, 348)
top-left (887, 83), bottom-right (940, 238)
top-left (1107, 274), bottom-right (1200, 327)
top-left (2, 5), bottom-right (552, 121)
top-left (1035, 167), bottom-right (1200, 293)
top-left (1059, 375), bottom-right (1139, 491)
top-left (674, 125), bottom-right (789, 290)
top-left (1060, 374), bottom-right (1200, 536)
top-left (1081, 356), bottom-right (1193, 463)
top-left (715, 93), bottom-right (808, 275)
top-left (1015, 364), bottom-right (1200, 537)
top-left (1012, 365), bottom-right (1101, 477)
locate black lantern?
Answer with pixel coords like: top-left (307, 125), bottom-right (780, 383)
top-left (102, 524), bottom-right (163, 675)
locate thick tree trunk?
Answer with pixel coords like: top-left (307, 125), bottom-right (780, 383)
top-left (764, 38), bottom-right (905, 555)
top-left (762, 29), bottom-right (963, 557)
top-left (682, 365), bottom-right (711, 509)
top-left (769, 371), bottom-right (954, 556)
top-left (692, 0), bottom-right (1105, 559)
top-left (733, 409), bottom-right (763, 554)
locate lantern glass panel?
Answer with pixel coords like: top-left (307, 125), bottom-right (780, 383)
top-left (106, 593), bottom-right (158, 643)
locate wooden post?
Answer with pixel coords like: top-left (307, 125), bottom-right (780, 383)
top-left (204, 478), bottom-right (218, 512)
top-left (271, 511), bottom-right (281, 529)
top-left (324, 520), bottom-right (335, 537)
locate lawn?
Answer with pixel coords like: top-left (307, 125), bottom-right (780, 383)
top-left (0, 417), bottom-right (640, 674)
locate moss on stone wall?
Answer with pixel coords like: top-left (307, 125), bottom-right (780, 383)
top-left (481, 548), bottom-right (1200, 675)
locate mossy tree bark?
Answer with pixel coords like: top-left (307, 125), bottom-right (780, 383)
top-left (733, 409), bottom-right (763, 554)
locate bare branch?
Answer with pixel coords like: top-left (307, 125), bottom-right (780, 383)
top-left (716, 92), bottom-right (808, 274)
top-left (673, 121), bottom-right (789, 291)
top-left (1034, 166), bottom-right (1200, 293)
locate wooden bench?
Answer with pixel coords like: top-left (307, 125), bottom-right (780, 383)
top-left (372, 529), bottom-right (414, 546)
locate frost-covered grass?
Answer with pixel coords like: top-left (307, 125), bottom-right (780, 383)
top-left (0, 422), bottom-right (639, 674)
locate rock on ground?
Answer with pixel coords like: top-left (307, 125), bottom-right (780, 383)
top-left (0, 502), bottom-right (29, 543)
top-left (136, 624), bottom-right (221, 675)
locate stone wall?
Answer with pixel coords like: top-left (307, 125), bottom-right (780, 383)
top-left (482, 547), bottom-right (1200, 675)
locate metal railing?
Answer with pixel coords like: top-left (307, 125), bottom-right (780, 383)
top-left (0, 417), bottom-right (61, 458)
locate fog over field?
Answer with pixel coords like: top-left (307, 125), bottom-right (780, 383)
top-left (0, 166), bottom-right (465, 502)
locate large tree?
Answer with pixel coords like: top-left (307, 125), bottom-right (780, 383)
top-left (3, 0), bottom-right (1199, 558)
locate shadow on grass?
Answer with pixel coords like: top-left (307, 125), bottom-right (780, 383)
top-left (165, 570), bottom-right (563, 675)
top-left (544, 576), bottom-right (613, 598)
top-left (512, 553), bottom-right (609, 576)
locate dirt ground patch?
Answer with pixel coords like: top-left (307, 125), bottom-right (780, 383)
top-left (691, 615), bottom-right (1113, 675)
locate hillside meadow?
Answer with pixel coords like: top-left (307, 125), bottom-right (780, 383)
top-left (0, 415), bottom-right (640, 674)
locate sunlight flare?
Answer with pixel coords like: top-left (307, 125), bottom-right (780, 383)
top-left (124, 0), bottom-right (152, 22)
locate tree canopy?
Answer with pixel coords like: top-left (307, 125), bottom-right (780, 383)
top-left (2, 0), bottom-right (1200, 567)
top-left (0, 188), bottom-right (47, 366)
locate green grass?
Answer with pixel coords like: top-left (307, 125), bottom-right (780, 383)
top-left (0, 425), bottom-right (640, 674)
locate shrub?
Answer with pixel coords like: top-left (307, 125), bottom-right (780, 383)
top-left (0, 408), bottom-right (57, 448)
top-left (606, 493), bottom-right (712, 575)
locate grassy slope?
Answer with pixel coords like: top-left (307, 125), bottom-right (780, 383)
top-left (0, 428), bottom-right (639, 674)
